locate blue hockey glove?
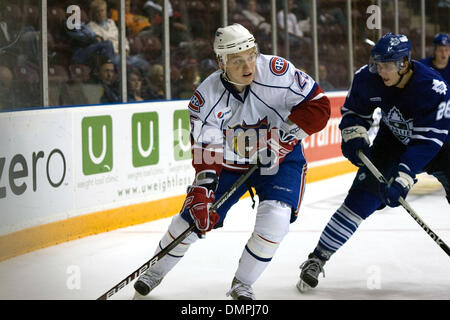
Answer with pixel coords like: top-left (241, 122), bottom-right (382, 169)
top-left (341, 125), bottom-right (370, 167)
top-left (379, 166), bottom-right (416, 207)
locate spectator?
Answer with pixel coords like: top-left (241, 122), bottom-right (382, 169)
top-left (318, 65), bottom-right (336, 91)
top-left (0, 65), bottom-right (15, 111)
top-left (87, 0), bottom-right (129, 57)
top-left (143, 63), bottom-right (164, 100)
top-left (127, 69), bottom-right (145, 102)
top-left (319, 2), bottom-right (346, 32)
top-left (110, 0), bottom-right (152, 38)
top-left (242, 0), bottom-right (271, 36)
top-left (63, 11), bottom-right (115, 65)
top-left (143, 0), bottom-right (173, 20)
top-left (142, 0), bottom-right (189, 44)
top-left (277, 0), bottom-right (305, 43)
top-left (177, 60), bottom-right (200, 99)
top-left (229, 0), bottom-right (247, 25)
top-left (88, 55), bottom-right (120, 103)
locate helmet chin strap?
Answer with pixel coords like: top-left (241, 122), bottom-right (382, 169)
top-left (392, 62), bottom-right (411, 87)
top-left (222, 68), bottom-right (248, 87)
top-left (392, 71), bottom-right (406, 87)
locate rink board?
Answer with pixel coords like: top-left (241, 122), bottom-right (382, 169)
top-left (0, 92), bottom-right (354, 261)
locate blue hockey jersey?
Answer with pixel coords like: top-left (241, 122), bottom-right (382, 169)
top-left (340, 61), bottom-right (450, 176)
top-left (419, 56), bottom-right (450, 85)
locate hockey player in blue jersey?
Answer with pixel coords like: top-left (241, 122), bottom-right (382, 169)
top-left (420, 33), bottom-right (450, 84)
top-left (297, 33), bottom-right (450, 292)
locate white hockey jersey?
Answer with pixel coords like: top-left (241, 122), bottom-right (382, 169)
top-left (188, 53), bottom-right (329, 173)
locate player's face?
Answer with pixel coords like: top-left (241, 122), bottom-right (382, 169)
top-left (434, 45), bottom-right (450, 65)
top-left (225, 48), bottom-right (257, 87)
top-left (374, 61), bottom-right (402, 86)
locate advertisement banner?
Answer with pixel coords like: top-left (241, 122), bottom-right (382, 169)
top-left (72, 102), bottom-right (195, 215)
top-left (0, 101), bottom-right (195, 236)
top-left (0, 110), bottom-right (73, 235)
top-left (0, 93), bottom-right (347, 237)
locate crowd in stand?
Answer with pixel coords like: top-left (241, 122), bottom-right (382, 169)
top-left (0, 0), bottom-right (446, 111)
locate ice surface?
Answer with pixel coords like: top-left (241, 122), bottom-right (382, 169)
top-left (1, 173), bottom-right (449, 300)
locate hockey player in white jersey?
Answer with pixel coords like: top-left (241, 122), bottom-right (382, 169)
top-left (133, 23), bottom-right (331, 299)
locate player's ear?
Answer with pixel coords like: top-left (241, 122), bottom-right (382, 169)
top-left (405, 60), bottom-right (410, 70)
top-left (216, 57), bottom-right (225, 71)
top-left (400, 59), bottom-right (410, 73)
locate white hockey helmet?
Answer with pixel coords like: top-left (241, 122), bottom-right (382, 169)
top-left (213, 23), bottom-right (257, 67)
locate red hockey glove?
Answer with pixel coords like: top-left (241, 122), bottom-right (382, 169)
top-left (182, 186), bottom-right (219, 233)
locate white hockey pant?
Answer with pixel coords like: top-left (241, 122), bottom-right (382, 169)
top-left (235, 200), bottom-right (292, 285)
top-left (150, 200), bottom-right (291, 284)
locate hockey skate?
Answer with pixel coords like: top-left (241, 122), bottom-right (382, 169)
top-left (297, 253), bottom-right (326, 293)
top-left (226, 277), bottom-right (255, 300)
top-left (133, 269), bottom-right (163, 298)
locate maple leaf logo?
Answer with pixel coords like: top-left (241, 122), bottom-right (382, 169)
top-left (432, 79), bottom-right (447, 95)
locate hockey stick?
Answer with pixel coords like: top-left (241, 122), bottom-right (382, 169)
top-left (97, 163), bottom-right (259, 300)
top-left (358, 150), bottom-right (450, 257)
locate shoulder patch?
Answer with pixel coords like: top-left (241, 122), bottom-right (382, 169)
top-left (432, 79), bottom-right (447, 95)
top-left (188, 90), bottom-right (205, 112)
top-left (269, 57), bottom-right (289, 76)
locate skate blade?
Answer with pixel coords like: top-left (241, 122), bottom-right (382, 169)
top-left (296, 279), bottom-right (312, 293)
top-left (132, 291), bottom-right (147, 300)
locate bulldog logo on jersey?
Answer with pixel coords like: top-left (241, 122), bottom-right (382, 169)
top-left (383, 107), bottom-right (413, 144)
top-left (270, 57), bottom-right (289, 76)
top-left (188, 90), bottom-right (205, 112)
top-left (225, 117), bottom-right (270, 160)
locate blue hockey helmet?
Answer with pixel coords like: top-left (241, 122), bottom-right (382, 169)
top-left (433, 33), bottom-right (450, 46)
top-left (369, 33), bottom-right (411, 73)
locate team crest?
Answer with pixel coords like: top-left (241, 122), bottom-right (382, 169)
top-left (225, 117), bottom-right (270, 159)
top-left (270, 57), bottom-right (289, 76)
top-left (382, 107), bottom-right (413, 144)
top-left (432, 79), bottom-right (447, 95)
top-left (389, 37), bottom-right (401, 47)
top-left (188, 90), bottom-right (205, 112)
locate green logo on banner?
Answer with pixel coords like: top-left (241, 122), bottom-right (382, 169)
top-left (132, 112), bottom-right (159, 167)
top-left (173, 110), bottom-right (191, 160)
top-left (82, 115), bottom-right (113, 175)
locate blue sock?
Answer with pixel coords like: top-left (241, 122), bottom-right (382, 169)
top-left (313, 190), bottom-right (381, 260)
